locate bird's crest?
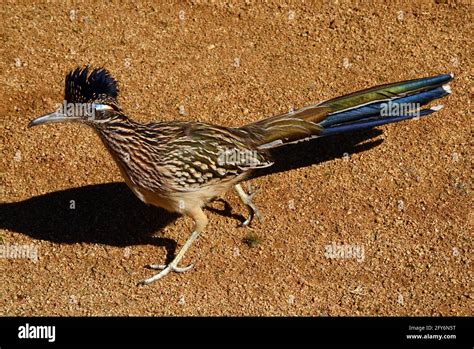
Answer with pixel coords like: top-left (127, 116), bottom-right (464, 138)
top-left (65, 66), bottom-right (119, 108)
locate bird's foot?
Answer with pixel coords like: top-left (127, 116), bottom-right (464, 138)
top-left (238, 183), bottom-right (263, 227)
top-left (138, 216), bottom-right (204, 286)
top-left (139, 262), bottom-right (194, 285)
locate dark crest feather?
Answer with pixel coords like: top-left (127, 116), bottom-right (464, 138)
top-left (65, 66), bottom-right (119, 105)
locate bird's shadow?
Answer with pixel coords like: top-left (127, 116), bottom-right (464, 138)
top-left (0, 129), bottom-right (383, 253)
top-left (253, 129), bottom-right (383, 179)
top-left (0, 182), bottom-right (181, 262)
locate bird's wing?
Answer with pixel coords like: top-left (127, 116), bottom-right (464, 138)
top-left (159, 122), bottom-right (273, 191)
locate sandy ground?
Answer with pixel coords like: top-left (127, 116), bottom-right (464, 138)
top-left (0, 1), bottom-right (472, 316)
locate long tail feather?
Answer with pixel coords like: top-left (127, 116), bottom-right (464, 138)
top-left (319, 106), bottom-right (443, 137)
top-left (319, 74), bottom-right (453, 128)
top-left (243, 73), bottom-right (453, 149)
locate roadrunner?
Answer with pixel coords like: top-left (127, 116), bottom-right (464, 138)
top-left (29, 66), bottom-right (453, 284)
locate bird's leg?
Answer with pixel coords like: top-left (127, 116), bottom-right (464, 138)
top-left (234, 182), bottom-right (262, 227)
top-left (139, 207), bottom-right (208, 285)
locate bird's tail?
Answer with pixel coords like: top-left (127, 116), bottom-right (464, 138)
top-left (242, 73), bottom-right (453, 149)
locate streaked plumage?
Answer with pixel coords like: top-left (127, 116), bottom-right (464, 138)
top-left (29, 66), bottom-right (453, 284)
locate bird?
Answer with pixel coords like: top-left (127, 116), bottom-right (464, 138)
top-left (28, 66), bottom-right (453, 284)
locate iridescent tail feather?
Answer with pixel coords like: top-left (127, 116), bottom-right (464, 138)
top-left (244, 73), bottom-right (453, 149)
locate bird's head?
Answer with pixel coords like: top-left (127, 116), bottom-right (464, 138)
top-left (29, 66), bottom-right (124, 128)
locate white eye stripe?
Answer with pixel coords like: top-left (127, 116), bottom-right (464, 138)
top-left (94, 103), bottom-right (113, 111)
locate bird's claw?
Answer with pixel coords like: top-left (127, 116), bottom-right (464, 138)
top-left (239, 213), bottom-right (254, 228)
top-left (246, 182), bottom-right (260, 198)
top-left (147, 263), bottom-right (193, 272)
top-left (139, 262), bottom-right (194, 285)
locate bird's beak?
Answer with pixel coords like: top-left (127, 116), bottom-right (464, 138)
top-left (28, 111), bottom-right (80, 128)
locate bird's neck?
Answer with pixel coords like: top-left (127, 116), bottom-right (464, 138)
top-left (93, 114), bottom-right (138, 156)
